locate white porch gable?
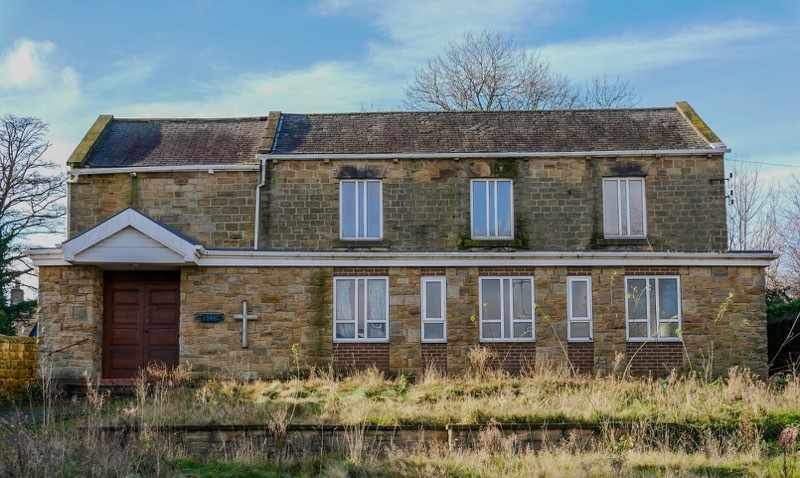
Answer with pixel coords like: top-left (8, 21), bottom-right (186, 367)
top-left (62, 208), bottom-right (203, 265)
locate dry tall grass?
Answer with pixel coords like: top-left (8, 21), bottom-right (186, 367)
top-left (0, 359), bottom-right (798, 477)
top-left (117, 363), bottom-right (800, 431)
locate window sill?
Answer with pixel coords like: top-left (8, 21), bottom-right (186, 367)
top-left (334, 339), bottom-right (390, 344)
top-left (421, 340), bottom-right (447, 344)
top-left (567, 339), bottom-right (594, 343)
top-left (334, 239), bottom-right (391, 248)
top-left (479, 338), bottom-right (536, 343)
top-left (626, 338), bottom-right (682, 343)
top-left (459, 238), bottom-right (526, 249)
top-left (596, 237), bottom-right (650, 247)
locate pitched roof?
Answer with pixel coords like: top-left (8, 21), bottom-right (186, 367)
top-left (72, 103), bottom-right (724, 168)
top-left (272, 107), bottom-right (718, 155)
top-left (79, 117), bottom-right (267, 167)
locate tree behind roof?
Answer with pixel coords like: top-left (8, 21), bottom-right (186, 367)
top-left (404, 30), bottom-right (640, 111)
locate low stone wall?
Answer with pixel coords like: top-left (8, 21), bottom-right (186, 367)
top-left (102, 423), bottom-right (598, 458)
top-left (0, 336), bottom-right (37, 396)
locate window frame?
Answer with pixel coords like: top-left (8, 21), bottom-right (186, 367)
top-left (624, 276), bottom-right (682, 342)
top-left (421, 277), bottom-right (447, 343)
top-left (567, 276), bottom-right (593, 342)
top-left (333, 276), bottom-right (390, 343)
top-left (470, 179), bottom-right (514, 240)
top-left (602, 177), bottom-right (647, 238)
top-left (478, 276), bottom-right (535, 342)
top-left (339, 179), bottom-right (383, 240)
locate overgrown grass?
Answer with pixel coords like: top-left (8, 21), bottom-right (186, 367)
top-left (111, 364), bottom-right (800, 431)
top-left (1, 360), bottom-right (799, 477)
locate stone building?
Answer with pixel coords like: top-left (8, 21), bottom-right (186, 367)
top-left (29, 102), bottom-right (774, 381)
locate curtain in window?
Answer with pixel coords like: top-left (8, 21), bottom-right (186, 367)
top-left (367, 279), bottom-right (386, 320)
top-left (366, 279), bottom-right (386, 338)
top-left (335, 279), bottom-right (355, 338)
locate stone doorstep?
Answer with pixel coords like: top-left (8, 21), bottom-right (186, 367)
top-left (58, 378), bottom-right (136, 396)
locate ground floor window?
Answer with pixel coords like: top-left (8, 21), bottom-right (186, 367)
top-left (334, 277), bottom-right (389, 342)
top-left (567, 276), bottom-right (593, 341)
top-left (625, 276), bottom-right (681, 341)
top-left (421, 277), bottom-right (446, 342)
top-left (479, 277), bottom-right (534, 341)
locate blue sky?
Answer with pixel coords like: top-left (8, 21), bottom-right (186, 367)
top-left (1, 0), bottom-right (798, 179)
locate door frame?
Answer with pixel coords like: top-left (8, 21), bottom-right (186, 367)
top-left (102, 271), bottom-right (181, 379)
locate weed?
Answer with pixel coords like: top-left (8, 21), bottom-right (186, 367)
top-left (4, 363), bottom-right (800, 476)
top-left (778, 425), bottom-right (799, 478)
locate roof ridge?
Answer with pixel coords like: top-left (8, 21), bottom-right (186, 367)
top-left (112, 116), bottom-right (268, 123)
top-left (280, 107), bottom-right (678, 117)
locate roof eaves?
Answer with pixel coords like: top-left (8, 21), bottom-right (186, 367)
top-left (260, 148), bottom-right (730, 161)
top-left (67, 115), bottom-right (114, 168)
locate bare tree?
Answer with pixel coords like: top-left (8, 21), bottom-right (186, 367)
top-left (758, 189), bottom-right (784, 290)
top-left (404, 30), bottom-right (639, 111)
top-left (0, 114), bottom-right (65, 334)
top-left (579, 75), bottom-right (641, 109)
top-left (778, 173), bottom-right (800, 297)
top-left (725, 159), bottom-right (792, 292)
top-left (727, 160), bottom-right (770, 251)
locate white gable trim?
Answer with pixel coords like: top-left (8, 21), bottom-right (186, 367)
top-left (61, 208), bottom-right (203, 264)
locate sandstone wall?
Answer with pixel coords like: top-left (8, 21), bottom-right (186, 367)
top-left (180, 266), bottom-right (332, 378)
top-left (0, 336), bottom-right (37, 396)
top-left (37, 266), bottom-right (103, 379)
top-left (68, 171), bottom-right (258, 249)
top-left (39, 263), bottom-right (766, 380)
top-left (67, 156), bottom-right (727, 253)
top-left (177, 264), bottom-right (767, 379)
top-left (260, 156), bottom-right (728, 252)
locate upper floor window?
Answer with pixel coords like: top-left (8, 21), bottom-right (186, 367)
top-left (421, 277), bottom-right (446, 342)
top-left (479, 277), bottom-right (534, 341)
top-left (340, 180), bottom-right (382, 240)
top-left (625, 276), bottom-right (681, 341)
top-left (334, 277), bottom-right (389, 342)
top-left (603, 178), bottom-right (646, 238)
top-left (471, 179), bottom-right (513, 239)
top-left (567, 276), bottom-right (593, 342)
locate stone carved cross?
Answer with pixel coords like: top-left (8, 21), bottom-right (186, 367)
top-left (233, 300), bottom-right (258, 348)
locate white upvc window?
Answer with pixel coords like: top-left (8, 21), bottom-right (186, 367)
top-left (471, 179), bottom-right (513, 239)
top-left (340, 180), bottom-right (382, 240)
top-left (479, 277), bottom-right (534, 342)
top-left (603, 178), bottom-right (646, 238)
top-left (567, 276), bottom-right (593, 342)
top-left (421, 277), bottom-right (446, 343)
top-left (625, 276), bottom-right (682, 342)
top-left (333, 277), bottom-right (389, 342)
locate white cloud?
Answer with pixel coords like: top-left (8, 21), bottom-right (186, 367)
top-left (313, 0), bottom-right (580, 71)
top-left (541, 20), bottom-right (775, 77)
top-left (0, 39), bottom-right (83, 130)
top-left (117, 61), bottom-right (400, 118)
top-left (0, 39), bottom-right (55, 87)
top-left (92, 57), bottom-right (159, 92)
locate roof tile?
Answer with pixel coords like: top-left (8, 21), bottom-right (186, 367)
top-left (84, 118), bottom-right (267, 167)
top-left (80, 106), bottom-right (718, 168)
top-left (273, 108), bottom-right (713, 155)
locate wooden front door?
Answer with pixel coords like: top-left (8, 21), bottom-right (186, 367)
top-left (103, 272), bottom-right (180, 379)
